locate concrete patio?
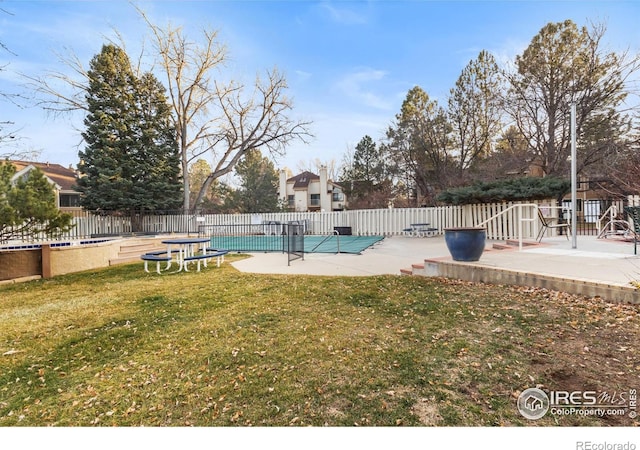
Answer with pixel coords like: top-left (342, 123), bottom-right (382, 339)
top-left (231, 234), bottom-right (640, 304)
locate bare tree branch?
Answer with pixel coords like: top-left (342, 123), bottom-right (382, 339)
top-left (135, 4), bottom-right (312, 210)
top-left (21, 47), bottom-right (90, 116)
top-left (194, 69), bottom-right (312, 207)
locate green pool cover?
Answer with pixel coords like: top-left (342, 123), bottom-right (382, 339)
top-left (208, 235), bottom-right (384, 254)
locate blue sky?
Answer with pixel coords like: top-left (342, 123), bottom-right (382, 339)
top-left (1, 0), bottom-right (639, 176)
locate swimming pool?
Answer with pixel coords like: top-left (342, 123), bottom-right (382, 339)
top-left (207, 234), bottom-right (384, 254)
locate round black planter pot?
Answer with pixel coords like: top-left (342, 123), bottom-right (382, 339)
top-left (444, 227), bottom-right (487, 261)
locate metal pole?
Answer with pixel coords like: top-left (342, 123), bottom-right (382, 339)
top-left (571, 102), bottom-right (577, 249)
top-left (518, 204), bottom-right (523, 251)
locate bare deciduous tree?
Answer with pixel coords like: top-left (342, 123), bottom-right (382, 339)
top-left (138, 7), bottom-right (312, 211)
top-left (191, 69), bottom-right (312, 209)
top-left (23, 49), bottom-right (90, 116)
top-left (598, 124), bottom-right (640, 197)
top-left (296, 158), bottom-right (339, 179)
top-left (138, 10), bottom-right (227, 210)
top-left (0, 122), bottom-right (17, 158)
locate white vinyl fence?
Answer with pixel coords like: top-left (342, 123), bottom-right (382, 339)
top-left (4, 200), bottom-right (564, 244)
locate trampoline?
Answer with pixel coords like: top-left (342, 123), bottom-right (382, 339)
top-left (207, 234), bottom-right (384, 254)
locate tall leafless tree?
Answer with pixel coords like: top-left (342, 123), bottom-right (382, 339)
top-left (136, 7), bottom-right (312, 211)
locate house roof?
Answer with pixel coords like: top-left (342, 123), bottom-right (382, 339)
top-left (286, 170), bottom-right (344, 190)
top-left (288, 171), bottom-right (319, 189)
top-left (8, 160), bottom-right (79, 192)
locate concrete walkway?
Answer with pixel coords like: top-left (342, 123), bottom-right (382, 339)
top-left (231, 234), bottom-right (448, 276)
top-left (230, 234), bottom-right (640, 303)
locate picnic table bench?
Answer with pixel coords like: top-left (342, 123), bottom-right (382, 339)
top-left (183, 249), bottom-right (229, 272)
top-left (403, 223), bottom-right (438, 237)
top-left (141, 252), bottom-right (172, 274)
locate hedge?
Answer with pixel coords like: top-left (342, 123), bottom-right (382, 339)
top-left (436, 177), bottom-right (571, 205)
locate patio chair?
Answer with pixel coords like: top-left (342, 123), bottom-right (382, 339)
top-left (537, 208), bottom-right (570, 242)
top-left (623, 206), bottom-right (640, 255)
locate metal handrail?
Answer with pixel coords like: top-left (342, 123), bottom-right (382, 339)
top-left (595, 204), bottom-right (632, 238)
top-left (596, 204), bottom-right (616, 237)
top-left (475, 203), bottom-right (540, 251)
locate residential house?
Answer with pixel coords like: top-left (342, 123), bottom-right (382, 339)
top-left (278, 166), bottom-right (347, 212)
top-left (8, 160), bottom-right (82, 215)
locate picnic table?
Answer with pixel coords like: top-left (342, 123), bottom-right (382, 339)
top-left (141, 237), bottom-right (227, 273)
top-left (162, 238), bottom-right (210, 265)
top-left (403, 223), bottom-right (438, 237)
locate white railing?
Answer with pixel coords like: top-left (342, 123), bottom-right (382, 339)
top-left (596, 204), bottom-right (634, 239)
top-left (597, 204), bottom-right (618, 238)
top-left (475, 203), bottom-right (539, 251)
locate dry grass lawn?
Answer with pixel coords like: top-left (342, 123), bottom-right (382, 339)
top-left (0, 256), bottom-right (638, 426)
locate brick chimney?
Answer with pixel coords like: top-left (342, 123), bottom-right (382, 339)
top-left (319, 165), bottom-right (330, 212)
top-left (278, 169), bottom-right (288, 206)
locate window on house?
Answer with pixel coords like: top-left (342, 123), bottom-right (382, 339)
top-left (60, 193), bottom-right (81, 207)
top-left (332, 192), bottom-right (343, 202)
top-left (310, 194), bottom-right (320, 206)
top-left (287, 195), bottom-right (294, 206)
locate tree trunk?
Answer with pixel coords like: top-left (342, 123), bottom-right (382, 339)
top-left (194, 174), bottom-right (215, 211)
top-left (182, 163), bottom-right (190, 213)
top-left (181, 135), bottom-right (190, 213)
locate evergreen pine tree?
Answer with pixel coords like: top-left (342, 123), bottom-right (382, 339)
top-left (226, 149), bottom-right (279, 213)
top-left (77, 44), bottom-right (182, 212)
top-left (0, 163), bottom-right (73, 241)
top-left (129, 73), bottom-right (182, 211)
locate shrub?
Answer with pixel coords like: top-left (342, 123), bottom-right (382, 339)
top-left (436, 177), bottom-right (570, 205)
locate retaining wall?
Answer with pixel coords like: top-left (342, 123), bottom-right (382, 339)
top-left (421, 259), bottom-right (640, 305)
top-left (42, 241), bottom-right (122, 278)
top-left (0, 240), bottom-right (124, 283)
